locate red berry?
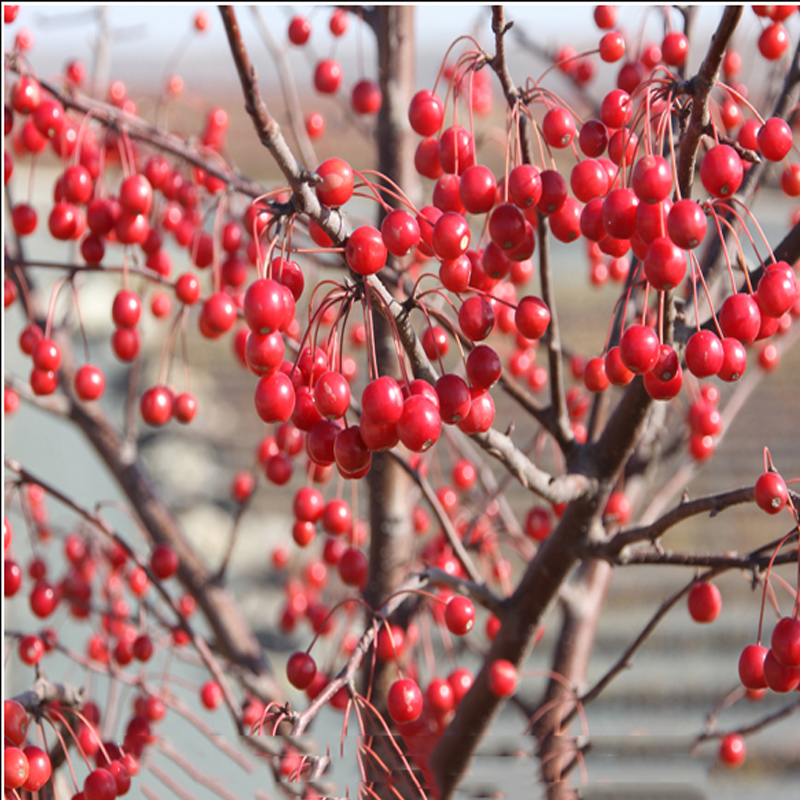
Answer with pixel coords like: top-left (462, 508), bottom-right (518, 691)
top-left (718, 734), bottom-right (746, 769)
top-left (757, 117), bottom-right (793, 161)
top-left (75, 364), bottom-right (106, 401)
top-left (619, 324), bottom-right (659, 374)
top-left (387, 678), bottom-right (423, 724)
top-left (717, 337), bottom-right (747, 381)
top-left (140, 386), bottom-right (172, 426)
top-left (487, 659), bottom-right (517, 697)
top-left (313, 59), bottom-right (343, 94)
top-left (459, 296), bottom-right (496, 341)
top-left (687, 581), bottom-right (722, 623)
top-left (594, 5), bottom-right (618, 29)
top-left (719, 293), bottom-right (761, 344)
top-left (288, 16), bottom-right (311, 45)
top-left (286, 652), bottom-right (317, 690)
top-left (381, 209), bottom-right (420, 256)
top-left (4, 746), bottom-right (29, 790)
top-left (644, 237), bottom-right (686, 290)
top-left (200, 680), bottom-right (223, 710)
top-left (351, 79), bottom-right (382, 115)
top-left (408, 90), bottom-right (444, 137)
top-left (315, 158), bottom-right (354, 207)
top-left (438, 125), bottom-right (476, 174)
top-left (667, 199), bottom-right (706, 249)
top-left (758, 22), bottom-right (790, 61)
top-left (661, 31), bottom-right (689, 66)
top-left (444, 595), bottom-right (475, 636)
top-left (738, 644), bottom-right (768, 689)
top-left (515, 296), bottom-right (550, 340)
top-left (346, 225), bottom-right (387, 275)
top-left (771, 617), bottom-right (800, 668)
top-left (599, 31), bottom-right (625, 63)
top-left (754, 472), bottom-right (788, 515)
top-left (4, 699), bottom-right (29, 746)
top-left (542, 107), bottom-right (576, 149)
top-left (685, 330), bottom-right (725, 378)
top-left (700, 144), bottom-right (743, 198)
top-left (21, 745), bottom-right (51, 792)
top-left (150, 543), bottom-right (179, 579)
top-left (763, 649), bottom-right (800, 692)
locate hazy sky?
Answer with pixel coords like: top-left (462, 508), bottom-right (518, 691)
top-left (3, 5), bottom-right (743, 97)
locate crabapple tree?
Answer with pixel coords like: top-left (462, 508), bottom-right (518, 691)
top-left (4, 5), bottom-right (800, 800)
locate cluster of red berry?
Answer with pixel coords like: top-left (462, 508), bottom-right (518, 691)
top-left (4, 4), bottom-right (800, 796)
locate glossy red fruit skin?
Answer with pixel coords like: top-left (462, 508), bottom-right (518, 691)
top-left (487, 659), bottom-right (517, 697)
top-left (333, 425), bottom-right (372, 477)
top-left (436, 373), bottom-right (471, 424)
top-left (438, 125), bottom-right (476, 175)
top-left (667, 198), bottom-right (707, 249)
top-left (75, 364), bottom-right (106, 401)
top-left (140, 387), bottom-right (172, 426)
top-left (700, 144), bottom-right (743, 199)
top-left (718, 734), bottom-right (746, 769)
top-left (21, 745), bottom-right (51, 792)
top-left (602, 187), bottom-right (639, 240)
top-left (718, 293), bottom-right (761, 344)
top-left (432, 211), bottom-right (471, 260)
top-left (286, 651), bottom-right (317, 690)
top-left (604, 346), bottom-right (634, 386)
top-left (408, 89), bottom-right (444, 137)
top-left (346, 225), bottom-right (388, 275)
top-left (315, 158), bottom-right (354, 207)
top-left (4, 746), bottom-right (29, 790)
top-left (351, 79), bottom-right (382, 114)
top-left (739, 644), bottom-right (769, 689)
top-left (644, 237), bottom-right (686, 290)
top-left (661, 31), bottom-right (689, 67)
top-left (515, 296), bottom-right (550, 340)
top-left (150, 543), bottom-right (179, 579)
top-left (112, 290), bottom-right (142, 329)
top-left (427, 677), bottom-right (455, 714)
top-left (632, 155), bottom-right (673, 204)
top-left (387, 678), bottom-right (423, 724)
top-left (757, 117), bottom-right (793, 162)
top-left (381, 209), bottom-right (420, 256)
top-left (685, 330), bottom-right (724, 378)
top-left (456, 387), bottom-right (494, 434)
top-left (687, 582), bottom-right (722, 623)
top-left (571, 159), bottom-right (609, 203)
top-left (200, 680), bottom-right (223, 709)
top-left (757, 262), bottom-right (797, 319)
top-left (536, 169), bottom-right (568, 214)
top-left (313, 58), bottom-right (343, 94)
top-left (771, 617), bottom-right (800, 668)
top-left (4, 699), bottom-right (30, 746)
top-left (458, 296), bottom-right (495, 341)
top-left (758, 22), bottom-right (789, 61)
top-left (444, 595), bottom-right (475, 635)
top-left (119, 174), bottom-right (153, 217)
top-left (542, 107), bottom-right (576, 148)
top-left (619, 325), bottom-right (659, 374)
top-left (507, 164), bottom-right (542, 209)
top-left (397, 395), bottom-right (441, 452)
top-left (754, 472), bottom-right (789, 515)
top-left (583, 357), bottom-right (609, 392)
top-left (254, 373), bottom-right (295, 424)
top-left (288, 16), bottom-right (311, 45)
top-left (763, 649), bottom-right (800, 692)
top-left (458, 164), bottom-right (497, 214)
top-left (717, 337), bottom-right (747, 382)
top-left (244, 278), bottom-right (287, 334)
